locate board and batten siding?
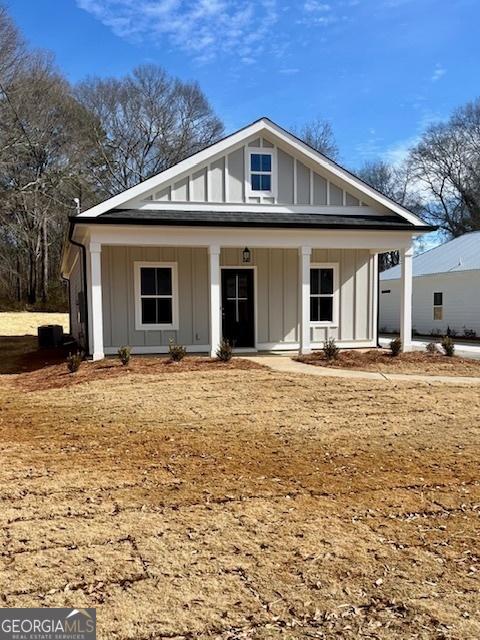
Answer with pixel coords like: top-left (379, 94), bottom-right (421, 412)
top-left (101, 246), bottom-right (210, 350)
top-left (141, 136), bottom-right (369, 208)
top-left (379, 271), bottom-right (480, 336)
top-left (101, 246), bottom-right (375, 351)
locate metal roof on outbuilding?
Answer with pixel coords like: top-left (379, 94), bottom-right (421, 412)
top-left (381, 231), bottom-right (480, 280)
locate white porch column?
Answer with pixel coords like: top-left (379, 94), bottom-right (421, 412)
top-left (89, 242), bottom-right (104, 361)
top-left (208, 245), bottom-right (221, 358)
top-left (299, 246), bottom-right (312, 355)
top-left (400, 243), bottom-right (414, 352)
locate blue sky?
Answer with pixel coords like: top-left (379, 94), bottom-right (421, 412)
top-left (6, 0), bottom-right (479, 170)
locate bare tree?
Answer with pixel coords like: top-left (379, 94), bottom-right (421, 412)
top-left (409, 99), bottom-right (480, 237)
top-left (76, 65), bottom-right (224, 197)
top-left (0, 5), bottom-right (25, 85)
top-left (0, 54), bottom-right (96, 304)
top-left (293, 117), bottom-right (338, 159)
top-left (357, 159), bottom-right (424, 271)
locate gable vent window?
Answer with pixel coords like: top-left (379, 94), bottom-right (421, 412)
top-left (250, 152), bottom-right (272, 192)
top-left (134, 262), bottom-right (178, 330)
top-left (433, 292), bottom-right (443, 321)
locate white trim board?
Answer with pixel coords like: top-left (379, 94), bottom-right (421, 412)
top-left (133, 261), bottom-right (179, 331)
top-left (75, 117), bottom-right (427, 227)
top-left (104, 345), bottom-right (210, 355)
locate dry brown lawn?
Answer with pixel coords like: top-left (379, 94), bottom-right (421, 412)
top-left (0, 311), bottom-right (69, 336)
top-left (296, 348), bottom-right (480, 377)
top-left (0, 322), bottom-right (479, 638)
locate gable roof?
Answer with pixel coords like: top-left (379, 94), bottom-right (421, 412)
top-left (82, 209), bottom-right (423, 230)
top-left (381, 231), bottom-right (480, 280)
top-left (75, 117), bottom-right (428, 228)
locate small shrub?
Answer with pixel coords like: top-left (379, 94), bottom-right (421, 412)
top-left (168, 338), bottom-right (186, 362)
top-left (463, 327), bottom-right (477, 339)
top-left (323, 337), bottom-right (339, 361)
top-left (216, 339), bottom-right (233, 362)
top-left (389, 338), bottom-right (402, 357)
top-left (118, 345), bottom-right (131, 366)
top-left (441, 335), bottom-right (455, 357)
top-left (446, 326), bottom-right (457, 337)
top-left (66, 351), bottom-right (82, 373)
top-left (426, 342), bottom-right (438, 354)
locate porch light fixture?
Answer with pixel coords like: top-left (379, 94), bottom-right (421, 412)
top-left (242, 247), bottom-right (251, 263)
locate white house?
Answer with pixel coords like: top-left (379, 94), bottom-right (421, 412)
top-left (380, 231), bottom-right (480, 337)
top-left (61, 117), bottom-right (433, 360)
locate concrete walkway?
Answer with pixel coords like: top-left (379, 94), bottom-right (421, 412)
top-left (246, 355), bottom-right (480, 385)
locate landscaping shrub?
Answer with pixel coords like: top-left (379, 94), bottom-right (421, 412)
top-left (441, 335), bottom-right (455, 357)
top-left (446, 326), bottom-right (457, 337)
top-left (389, 338), bottom-right (402, 357)
top-left (323, 337), bottom-right (339, 361)
top-left (168, 338), bottom-right (186, 362)
top-left (216, 339), bottom-right (233, 362)
top-left (118, 345), bottom-right (131, 366)
top-left (463, 327), bottom-right (477, 339)
top-left (66, 351), bottom-right (82, 373)
top-left (426, 342), bottom-right (438, 354)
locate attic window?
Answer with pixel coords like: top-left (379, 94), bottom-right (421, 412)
top-left (249, 152), bottom-right (272, 192)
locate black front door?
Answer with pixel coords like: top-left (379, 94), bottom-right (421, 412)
top-left (221, 269), bottom-right (254, 348)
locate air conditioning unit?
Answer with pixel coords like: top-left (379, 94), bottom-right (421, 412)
top-left (38, 325), bottom-right (64, 348)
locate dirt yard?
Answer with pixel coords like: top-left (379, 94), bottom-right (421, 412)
top-left (296, 348), bottom-right (480, 376)
top-left (0, 317), bottom-right (479, 639)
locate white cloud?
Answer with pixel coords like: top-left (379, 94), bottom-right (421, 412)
top-left (431, 63), bottom-right (446, 82)
top-left (76, 0), bottom-right (279, 64)
top-left (303, 1), bottom-right (331, 11)
top-left (278, 67), bottom-right (300, 75)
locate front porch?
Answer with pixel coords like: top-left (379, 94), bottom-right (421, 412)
top-left (79, 225), bottom-right (415, 360)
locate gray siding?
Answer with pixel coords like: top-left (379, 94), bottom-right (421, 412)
top-left (69, 253), bottom-right (86, 347)
top-left (102, 246), bottom-right (209, 349)
top-left (101, 246), bottom-right (375, 351)
top-left (143, 139), bottom-right (366, 207)
top-left (310, 249), bottom-right (375, 344)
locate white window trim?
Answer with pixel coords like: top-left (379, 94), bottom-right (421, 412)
top-left (433, 292), bottom-right (443, 321)
top-left (310, 262), bottom-right (339, 327)
top-left (134, 261), bottom-right (179, 331)
top-left (246, 147), bottom-right (277, 199)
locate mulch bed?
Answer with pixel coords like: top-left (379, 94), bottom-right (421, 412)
top-left (295, 348), bottom-right (480, 376)
top-left (14, 355), bottom-right (266, 392)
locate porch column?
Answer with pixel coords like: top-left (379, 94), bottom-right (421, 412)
top-left (208, 245), bottom-right (221, 358)
top-left (299, 246), bottom-right (312, 354)
top-left (89, 242), bottom-right (104, 361)
top-left (400, 243), bottom-right (413, 352)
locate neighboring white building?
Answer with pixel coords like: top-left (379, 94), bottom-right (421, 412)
top-left (61, 117), bottom-right (432, 360)
top-left (380, 232), bottom-right (480, 337)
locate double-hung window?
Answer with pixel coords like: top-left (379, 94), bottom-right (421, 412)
top-left (135, 262), bottom-right (178, 330)
top-left (433, 292), bottom-right (443, 321)
top-left (310, 264), bottom-right (338, 325)
top-left (249, 151), bottom-right (273, 193)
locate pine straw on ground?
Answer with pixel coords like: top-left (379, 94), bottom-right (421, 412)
top-left (295, 348), bottom-right (480, 376)
top-left (0, 364), bottom-right (479, 639)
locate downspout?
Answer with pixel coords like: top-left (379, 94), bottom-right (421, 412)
top-left (67, 221), bottom-right (90, 355)
top-left (376, 254), bottom-right (381, 347)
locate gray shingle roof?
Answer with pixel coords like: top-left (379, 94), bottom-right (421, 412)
top-left (73, 209), bottom-right (431, 231)
top-left (381, 231), bottom-right (480, 280)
